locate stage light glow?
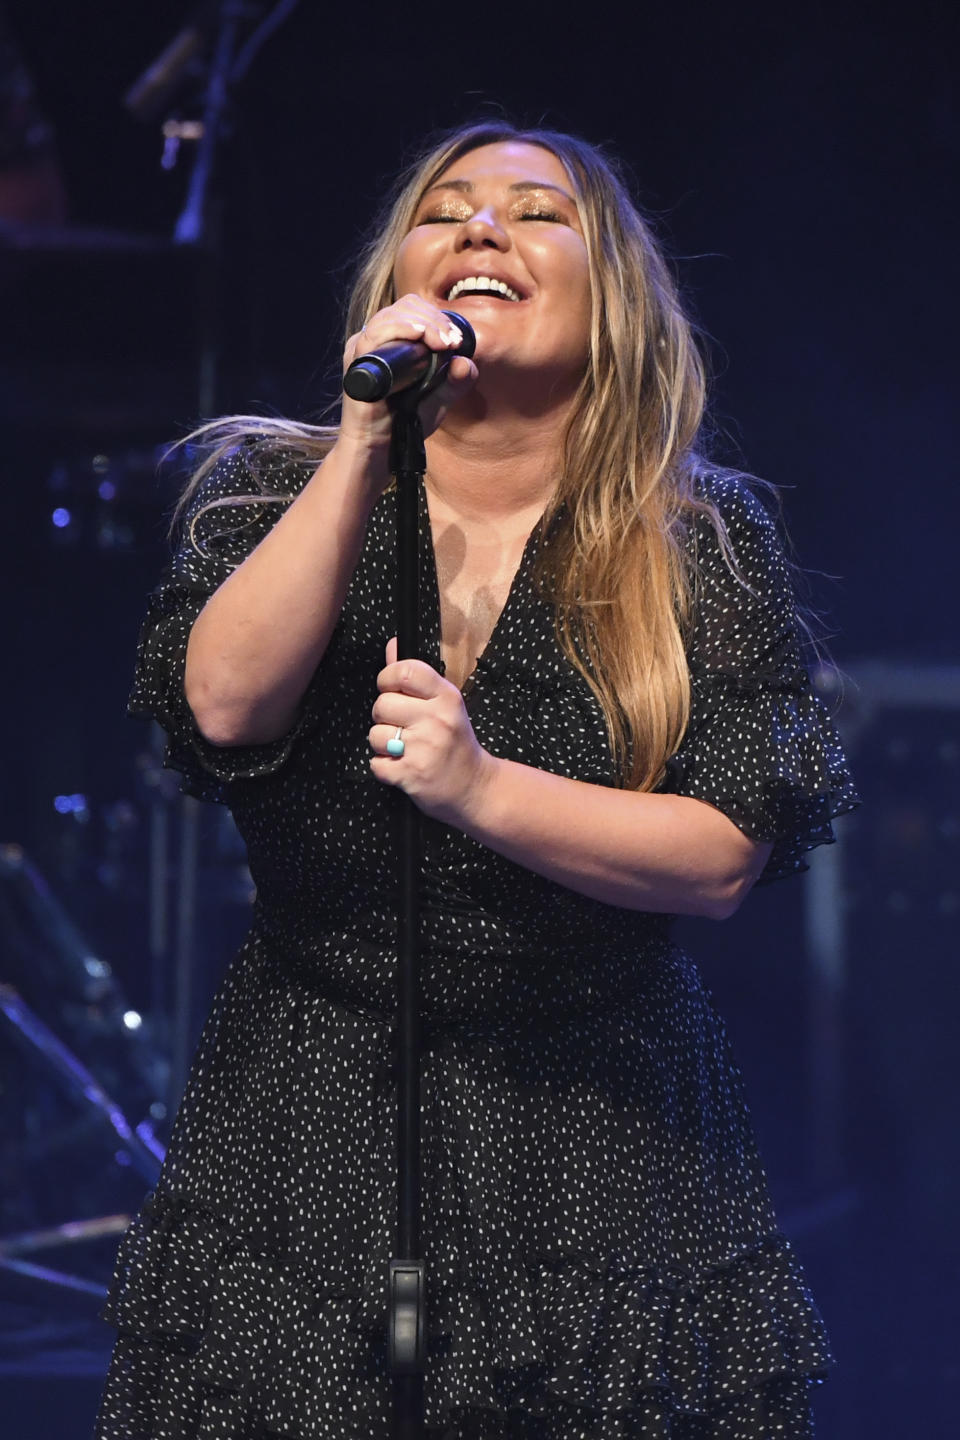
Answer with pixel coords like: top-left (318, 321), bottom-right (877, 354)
top-left (52, 507), bottom-right (71, 528)
top-left (122, 1010), bottom-right (143, 1030)
top-left (98, 480), bottom-right (117, 500)
top-left (54, 793), bottom-right (89, 815)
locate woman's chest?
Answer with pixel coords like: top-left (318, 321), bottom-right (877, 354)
top-left (433, 528), bottom-right (532, 691)
top-left (345, 487), bottom-right (568, 696)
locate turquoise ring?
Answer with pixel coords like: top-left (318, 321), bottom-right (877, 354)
top-left (386, 727), bottom-right (405, 758)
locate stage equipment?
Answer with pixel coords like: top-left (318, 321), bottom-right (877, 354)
top-left (124, 4), bottom-right (221, 123)
top-left (0, 848), bottom-right (166, 1299)
top-left (121, 0), bottom-right (306, 1089)
top-left (0, 1214), bottom-right (130, 1299)
top-left (804, 660), bottom-right (960, 1235)
top-left (0, 986), bottom-right (163, 1186)
top-left (0, 0), bottom-right (305, 1377)
top-left (0, 846), bottom-right (167, 1104)
top-left (345, 314), bottom-right (476, 1438)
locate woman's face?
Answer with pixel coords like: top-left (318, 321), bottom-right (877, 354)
top-left (392, 141), bottom-right (592, 392)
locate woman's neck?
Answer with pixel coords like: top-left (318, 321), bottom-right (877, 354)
top-left (425, 385), bottom-right (573, 525)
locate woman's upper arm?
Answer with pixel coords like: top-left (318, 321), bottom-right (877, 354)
top-left (662, 474), bottom-right (860, 885)
top-left (128, 445), bottom-right (319, 799)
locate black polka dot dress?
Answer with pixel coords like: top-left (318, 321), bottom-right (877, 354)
top-left (94, 448), bottom-right (860, 1439)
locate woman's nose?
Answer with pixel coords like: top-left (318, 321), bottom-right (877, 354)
top-left (455, 207), bottom-right (509, 250)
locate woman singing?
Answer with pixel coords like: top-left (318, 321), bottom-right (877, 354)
top-left (95, 120), bottom-right (859, 1439)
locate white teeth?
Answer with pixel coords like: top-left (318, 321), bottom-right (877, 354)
top-left (446, 276), bottom-right (521, 302)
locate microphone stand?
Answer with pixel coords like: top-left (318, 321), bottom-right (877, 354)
top-left (387, 386), bottom-right (428, 1437)
top-left (372, 319), bottom-right (474, 1438)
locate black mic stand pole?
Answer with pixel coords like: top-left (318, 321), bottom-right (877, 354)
top-left (387, 387), bottom-right (428, 1438)
top-left (343, 316), bottom-right (474, 1439)
top-left (385, 335), bottom-right (470, 1437)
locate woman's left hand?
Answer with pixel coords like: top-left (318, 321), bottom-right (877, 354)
top-left (369, 637), bottom-right (496, 826)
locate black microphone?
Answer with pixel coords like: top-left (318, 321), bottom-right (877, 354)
top-left (343, 311), bottom-right (476, 403)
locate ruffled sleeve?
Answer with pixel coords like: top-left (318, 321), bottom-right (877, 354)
top-left (660, 474), bottom-right (859, 883)
top-left (128, 444), bottom-right (321, 803)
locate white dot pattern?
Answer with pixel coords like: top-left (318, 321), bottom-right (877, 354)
top-left (94, 450), bottom-right (859, 1438)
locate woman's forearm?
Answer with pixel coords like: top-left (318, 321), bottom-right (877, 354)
top-left (460, 757), bottom-right (772, 919)
top-left (184, 435), bottom-right (390, 745)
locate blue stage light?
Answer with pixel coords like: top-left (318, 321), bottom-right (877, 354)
top-left (54, 792), bottom-right (89, 815)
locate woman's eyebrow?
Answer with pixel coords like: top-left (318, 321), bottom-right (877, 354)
top-left (422, 178), bottom-right (576, 204)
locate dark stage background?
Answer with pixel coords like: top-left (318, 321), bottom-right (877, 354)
top-left (1, 2), bottom-right (957, 1436)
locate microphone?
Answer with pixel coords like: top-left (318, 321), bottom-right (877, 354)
top-left (343, 311), bottom-right (476, 403)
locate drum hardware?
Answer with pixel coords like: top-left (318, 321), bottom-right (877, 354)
top-left (0, 844), bottom-right (166, 1302)
top-left (0, 845), bottom-right (168, 1100)
top-left (0, 756), bottom-right (253, 1310)
top-left (0, 1215), bottom-right (132, 1300)
top-left (0, 984), bottom-right (160, 1299)
top-left (0, 987), bottom-right (164, 1185)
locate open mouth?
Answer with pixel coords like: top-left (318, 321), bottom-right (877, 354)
top-left (445, 276), bottom-right (524, 303)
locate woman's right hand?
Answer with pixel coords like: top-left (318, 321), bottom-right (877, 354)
top-left (338, 293), bottom-right (479, 454)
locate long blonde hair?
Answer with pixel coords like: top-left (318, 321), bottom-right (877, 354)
top-left (173, 120), bottom-right (739, 790)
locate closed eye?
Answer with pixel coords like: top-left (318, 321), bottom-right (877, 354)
top-left (416, 209), bottom-right (568, 225)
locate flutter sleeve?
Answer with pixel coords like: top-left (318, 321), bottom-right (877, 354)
top-left (128, 444), bottom-right (323, 803)
top-left (660, 474), bottom-right (860, 883)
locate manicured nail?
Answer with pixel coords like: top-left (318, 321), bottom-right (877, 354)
top-left (444, 324), bottom-right (463, 347)
top-left (409, 321), bottom-right (426, 333)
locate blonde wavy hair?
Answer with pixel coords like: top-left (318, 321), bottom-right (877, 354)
top-left (173, 119), bottom-right (741, 791)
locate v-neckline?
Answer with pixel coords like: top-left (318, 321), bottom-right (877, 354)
top-left (417, 478), bottom-right (542, 698)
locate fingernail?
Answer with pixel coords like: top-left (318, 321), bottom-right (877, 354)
top-left (444, 324), bottom-right (463, 347)
top-left (409, 321), bottom-right (426, 333)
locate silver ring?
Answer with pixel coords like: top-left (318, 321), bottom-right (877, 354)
top-left (386, 726), bottom-right (404, 758)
